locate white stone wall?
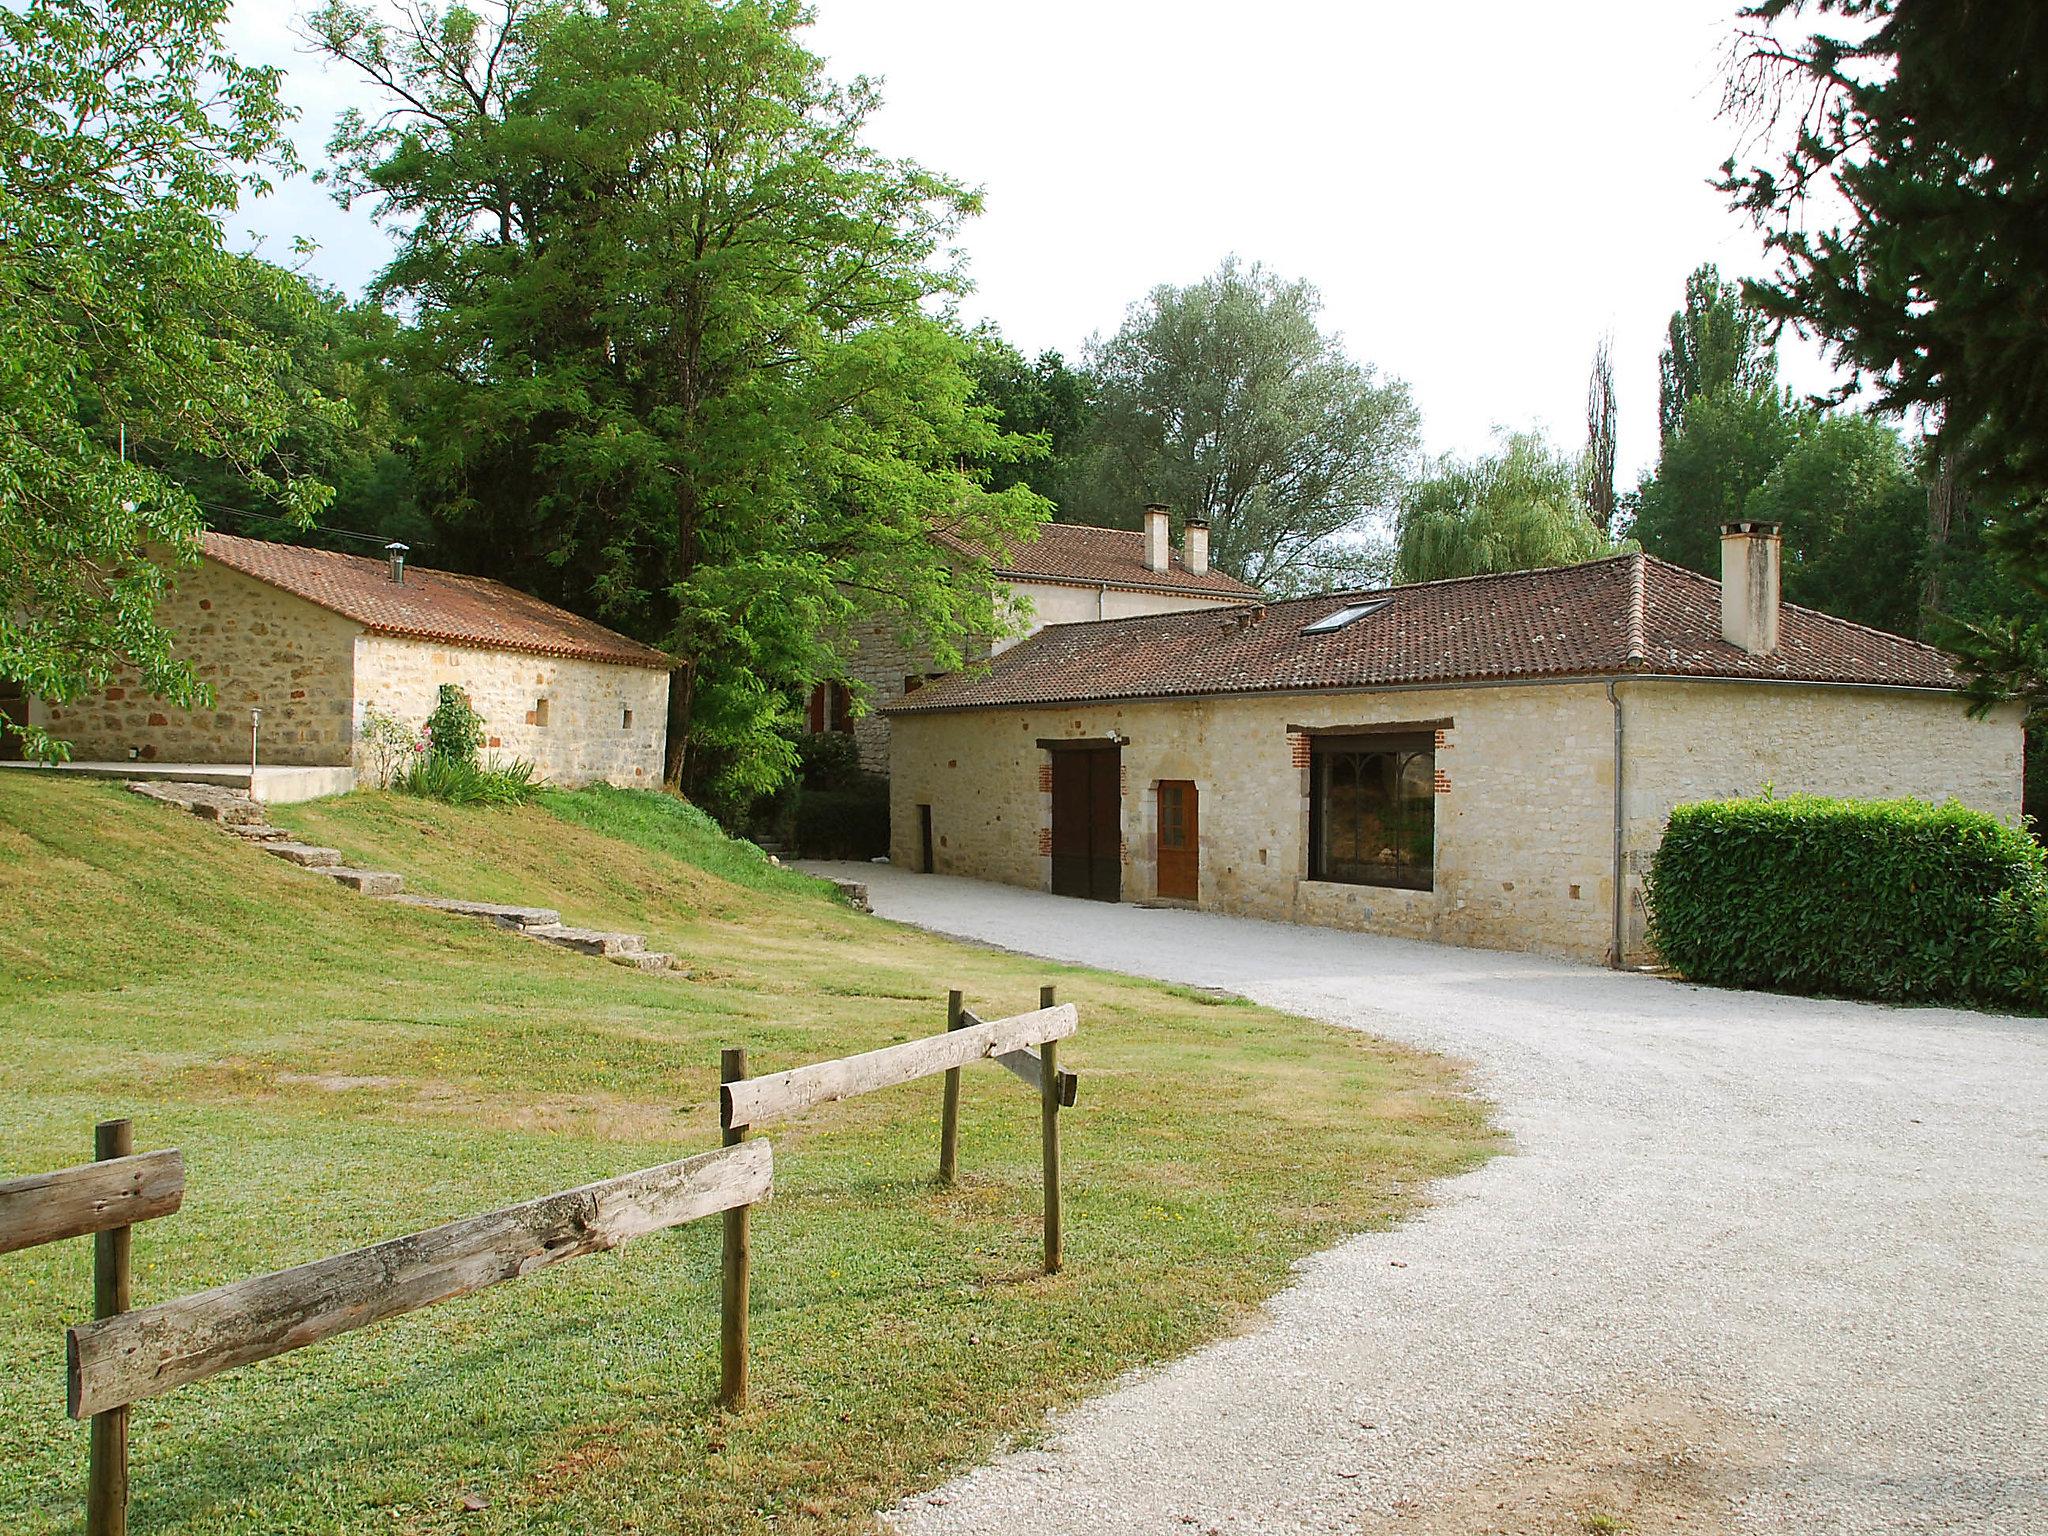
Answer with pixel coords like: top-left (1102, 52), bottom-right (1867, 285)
top-left (888, 679), bottom-right (2024, 966)
top-left (351, 635), bottom-right (669, 788)
top-left (30, 559), bottom-right (362, 766)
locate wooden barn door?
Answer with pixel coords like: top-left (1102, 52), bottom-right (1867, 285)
top-left (1049, 746), bottom-right (1121, 902)
top-left (1156, 781), bottom-right (1199, 900)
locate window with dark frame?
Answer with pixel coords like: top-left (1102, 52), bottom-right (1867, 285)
top-left (1308, 732), bottom-right (1435, 890)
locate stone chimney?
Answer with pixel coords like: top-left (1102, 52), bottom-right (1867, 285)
top-left (1719, 521), bottom-right (1782, 655)
top-left (1142, 503), bottom-right (1171, 574)
top-left (1183, 514), bottom-right (1210, 577)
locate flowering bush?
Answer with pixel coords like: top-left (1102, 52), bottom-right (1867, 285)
top-left (358, 707), bottom-right (427, 789)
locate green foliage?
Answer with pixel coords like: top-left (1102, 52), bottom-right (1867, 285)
top-left (1657, 264), bottom-right (1777, 443)
top-left (356, 705), bottom-right (426, 789)
top-left (794, 730), bottom-right (864, 791)
top-left (1394, 431), bottom-right (1617, 584)
top-left (394, 753), bottom-right (540, 806)
top-left (963, 326), bottom-right (1091, 500)
top-left (1646, 794), bottom-right (2048, 1009)
top-left (423, 683), bottom-right (484, 765)
top-left (792, 777), bottom-right (891, 860)
top-left (0, 0), bottom-right (333, 761)
top-left (536, 783), bottom-right (827, 896)
top-left (1066, 257), bottom-right (1419, 595)
top-left (1629, 385), bottom-right (1805, 575)
top-left (1721, 3), bottom-right (2048, 710)
top-left (309, 0), bottom-right (1049, 806)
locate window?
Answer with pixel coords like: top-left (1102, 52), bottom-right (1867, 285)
top-left (531, 697), bottom-right (551, 728)
top-left (1309, 733), bottom-right (1434, 889)
top-left (1301, 598), bottom-right (1390, 635)
top-left (806, 682), bottom-right (854, 734)
top-left (621, 706), bottom-right (634, 730)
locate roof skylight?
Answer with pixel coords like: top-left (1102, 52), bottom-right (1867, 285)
top-left (1300, 598), bottom-right (1389, 635)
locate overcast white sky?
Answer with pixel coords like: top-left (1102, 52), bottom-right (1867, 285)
top-left (225, 0), bottom-right (1841, 489)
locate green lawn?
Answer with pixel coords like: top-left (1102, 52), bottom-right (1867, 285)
top-left (0, 776), bottom-right (1497, 1536)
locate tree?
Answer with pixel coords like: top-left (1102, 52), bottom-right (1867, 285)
top-left (1584, 334), bottom-right (1618, 535)
top-left (961, 327), bottom-right (1090, 501)
top-left (1394, 431), bottom-right (1616, 585)
top-left (1658, 263), bottom-right (1777, 442)
top-left (1719, 0), bottom-right (2048, 709)
top-left (310, 0), bottom-right (1047, 805)
top-left (0, 0), bottom-right (329, 761)
top-left (1630, 385), bottom-right (1806, 576)
top-left (1067, 257), bottom-right (1419, 595)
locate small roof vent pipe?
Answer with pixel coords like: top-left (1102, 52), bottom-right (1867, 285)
top-left (385, 541), bottom-right (409, 586)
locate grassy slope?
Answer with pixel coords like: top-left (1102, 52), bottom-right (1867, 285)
top-left (0, 778), bottom-right (1496, 1536)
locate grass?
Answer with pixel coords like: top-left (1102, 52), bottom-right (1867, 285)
top-left (0, 775), bottom-right (1498, 1536)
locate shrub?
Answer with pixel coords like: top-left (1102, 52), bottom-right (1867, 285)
top-left (424, 684), bottom-right (485, 766)
top-left (1645, 794), bottom-right (2048, 1009)
top-left (395, 753), bottom-right (541, 807)
top-left (357, 707), bottom-right (426, 789)
top-left (795, 730), bottom-right (864, 790)
top-left (792, 775), bottom-right (890, 861)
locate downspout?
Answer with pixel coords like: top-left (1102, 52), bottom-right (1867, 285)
top-left (1097, 582), bottom-right (1108, 620)
top-left (1606, 679), bottom-right (1626, 969)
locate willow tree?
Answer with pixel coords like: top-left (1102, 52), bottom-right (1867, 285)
top-left (0, 0), bottom-right (329, 760)
top-left (1394, 432), bottom-right (1616, 585)
top-left (310, 0), bottom-right (1046, 803)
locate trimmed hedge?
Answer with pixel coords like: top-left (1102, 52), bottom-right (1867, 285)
top-left (793, 777), bottom-right (891, 861)
top-left (1645, 795), bottom-right (2048, 1010)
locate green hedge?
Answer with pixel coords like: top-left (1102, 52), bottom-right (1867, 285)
top-left (793, 777), bottom-right (891, 861)
top-left (1645, 795), bottom-right (2048, 1009)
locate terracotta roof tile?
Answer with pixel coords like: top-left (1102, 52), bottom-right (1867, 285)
top-left (202, 532), bottom-right (673, 670)
top-left (884, 552), bottom-right (1964, 714)
top-left (940, 523), bottom-right (1260, 598)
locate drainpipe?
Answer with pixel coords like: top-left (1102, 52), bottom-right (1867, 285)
top-left (1097, 582), bottom-right (1108, 620)
top-left (1606, 680), bottom-right (1625, 969)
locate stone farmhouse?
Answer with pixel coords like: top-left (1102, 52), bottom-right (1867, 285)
top-left (883, 523), bottom-right (2024, 966)
top-left (12, 532), bottom-right (672, 791)
top-left (820, 505), bottom-right (1259, 772)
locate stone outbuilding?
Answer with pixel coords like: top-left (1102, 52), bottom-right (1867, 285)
top-left (822, 506), bottom-right (1260, 773)
top-left (15, 532), bottom-right (672, 792)
top-left (883, 524), bottom-right (2025, 966)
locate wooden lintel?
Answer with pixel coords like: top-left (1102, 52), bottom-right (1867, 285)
top-left (0, 1150), bottom-right (184, 1257)
top-left (67, 1139), bottom-right (772, 1419)
top-left (724, 1004), bottom-right (1078, 1130)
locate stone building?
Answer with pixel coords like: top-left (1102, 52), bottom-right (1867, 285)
top-left (883, 524), bottom-right (2024, 966)
top-left (820, 506), bottom-right (1259, 772)
top-left (18, 532), bottom-right (672, 790)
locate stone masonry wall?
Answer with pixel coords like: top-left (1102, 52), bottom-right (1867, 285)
top-left (888, 679), bottom-right (2023, 966)
top-left (352, 636), bottom-right (669, 788)
top-left (29, 559), bottom-right (362, 765)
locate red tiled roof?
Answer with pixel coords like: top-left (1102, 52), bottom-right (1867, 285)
top-left (884, 552), bottom-right (1965, 714)
top-left (940, 523), bottom-right (1260, 598)
top-left (201, 532), bottom-right (673, 669)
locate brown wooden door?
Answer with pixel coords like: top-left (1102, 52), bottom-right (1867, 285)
top-left (1157, 780), bottom-right (1199, 900)
top-left (1049, 747), bottom-right (1121, 901)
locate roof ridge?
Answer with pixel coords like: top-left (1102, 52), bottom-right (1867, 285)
top-left (1626, 550), bottom-right (1648, 665)
top-left (1643, 554), bottom-right (1957, 661)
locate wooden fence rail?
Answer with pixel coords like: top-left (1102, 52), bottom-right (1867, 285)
top-left (0, 1148), bottom-right (184, 1258)
top-left (68, 1138), bottom-right (772, 1420)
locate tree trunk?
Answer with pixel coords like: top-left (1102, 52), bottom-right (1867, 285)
top-left (1922, 438), bottom-right (1965, 627)
top-left (664, 658), bottom-right (696, 789)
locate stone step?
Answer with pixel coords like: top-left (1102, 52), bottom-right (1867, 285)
top-left (189, 797), bottom-right (266, 826)
top-left (608, 950), bottom-right (674, 973)
top-left (226, 824), bottom-right (290, 842)
top-left (387, 895), bottom-right (563, 929)
top-left (524, 924), bottom-right (646, 957)
top-left (320, 867), bottom-right (405, 896)
top-left (263, 842), bottom-right (343, 869)
top-left (128, 780), bottom-right (263, 823)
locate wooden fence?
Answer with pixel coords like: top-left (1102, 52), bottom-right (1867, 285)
top-left (716, 985), bottom-right (1081, 1409)
top-left (3, 985), bottom-right (1079, 1523)
top-left (1, 1121), bottom-right (771, 1536)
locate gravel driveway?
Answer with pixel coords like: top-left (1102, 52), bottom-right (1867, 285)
top-left (806, 864), bottom-right (2048, 1536)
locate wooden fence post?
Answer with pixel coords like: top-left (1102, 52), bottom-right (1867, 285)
top-left (1038, 986), bottom-right (1063, 1275)
top-left (938, 989), bottom-right (965, 1185)
top-left (719, 1049), bottom-right (750, 1412)
top-left (87, 1118), bottom-right (132, 1536)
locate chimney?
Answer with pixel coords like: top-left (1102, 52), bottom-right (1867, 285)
top-left (1719, 521), bottom-right (1781, 655)
top-left (385, 541), bottom-right (408, 586)
top-left (1142, 503), bottom-right (1170, 574)
top-left (1183, 514), bottom-right (1210, 577)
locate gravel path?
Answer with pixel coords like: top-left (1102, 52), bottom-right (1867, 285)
top-left (806, 864), bottom-right (2048, 1536)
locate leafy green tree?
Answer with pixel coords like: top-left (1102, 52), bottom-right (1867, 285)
top-left (0, 0), bottom-right (329, 760)
top-left (1629, 385), bottom-right (1806, 574)
top-left (962, 327), bottom-right (1090, 500)
top-left (1585, 334), bottom-right (1619, 535)
top-left (1748, 413), bottom-right (1926, 634)
top-left (310, 0), bottom-right (1047, 803)
top-left (1720, 0), bottom-right (2048, 709)
top-left (1394, 432), bottom-right (1616, 585)
top-left (1067, 257), bottom-right (1419, 595)
top-left (1657, 263), bottom-right (1777, 443)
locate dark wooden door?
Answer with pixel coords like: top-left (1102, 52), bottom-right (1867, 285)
top-left (1049, 748), bottom-right (1121, 901)
top-left (917, 804), bottom-right (935, 874)
top-left (0, 679), bottom-right (27, 762)
top-left (1157, 780), bottom-right (1198, 900)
